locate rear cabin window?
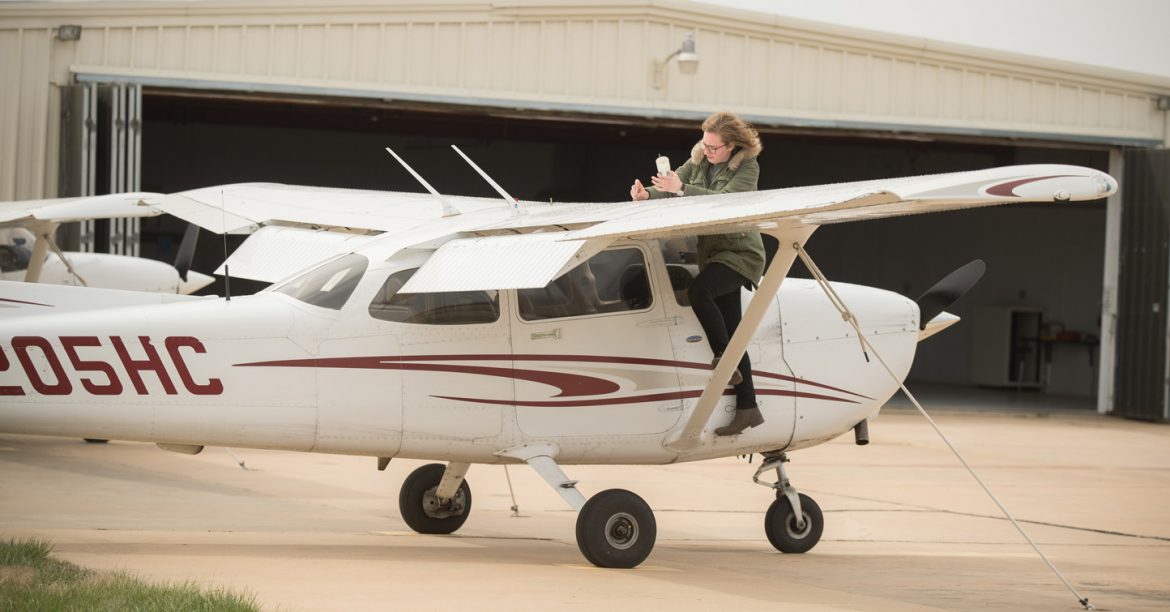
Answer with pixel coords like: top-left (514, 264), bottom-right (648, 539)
top-left (518, 248), bottom-right (652, 321)
top-left (369, 268), bottom-right (500, 325)
top-left (273, 253), bottom-right (368, 310)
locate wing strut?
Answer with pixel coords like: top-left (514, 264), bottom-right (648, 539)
top-left (666, 225), bottom-right (817, 451)
top-left (23, 222), bottom-right (87, 286)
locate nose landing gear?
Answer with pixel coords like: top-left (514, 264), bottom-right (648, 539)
top-left (755, 452), bottom-right (824, 553)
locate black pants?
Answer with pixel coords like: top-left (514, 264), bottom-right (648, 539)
top-left (687, 263), bottom-right (757, 408)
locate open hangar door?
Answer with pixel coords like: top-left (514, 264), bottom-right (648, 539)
top-left (136, 90), bottom-right (1109, 401)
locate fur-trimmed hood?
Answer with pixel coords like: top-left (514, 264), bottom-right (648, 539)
top-left (689, 139), bottom-right (762, 171)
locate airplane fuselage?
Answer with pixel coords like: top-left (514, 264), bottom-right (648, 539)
top-left (0, 239), bottom-right (918, 464)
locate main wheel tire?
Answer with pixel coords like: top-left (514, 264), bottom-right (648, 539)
top-left (398, 463), bottom-right (472, 535)
top-left (764, 492), bottom-right (823, 554)
top-left (575, 489), bottom-right (656, 569)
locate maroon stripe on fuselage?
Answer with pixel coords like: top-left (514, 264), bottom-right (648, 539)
top-left (435, 387), bottom-right (858, 407)
top-left (0, 297), bottom-right (53, 307)
top-left (236, 353), bottom-right (871, 400)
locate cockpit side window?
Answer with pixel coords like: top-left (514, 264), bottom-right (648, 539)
top-left (273, 253), bottom-right (368, 310)
top-left (518, 247), bottom-right (652, 321)
top-left (0, 245), bottom-right (31, 273)
top-left (369, 268), bottom-right (500, 325)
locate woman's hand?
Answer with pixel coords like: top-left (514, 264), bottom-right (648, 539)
top-left (630, 179), bottom-right (649, 201)
top-left (650, 171), bottom-right (682, 194)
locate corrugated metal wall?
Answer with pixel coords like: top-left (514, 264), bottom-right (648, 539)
top-left (2, 0), bottom-right (1168, 201)
top-left (1114, 149), bottom-right (1170, 421)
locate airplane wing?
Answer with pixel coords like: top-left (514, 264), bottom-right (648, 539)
top-left (402, 164), bottom-right (1115, 292)
top-left (0, 192), bottom-right (163, 228)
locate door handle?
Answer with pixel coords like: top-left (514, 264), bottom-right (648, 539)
top-left (530, 328), bottom-right (562, 340)
top-left (636, 317), bottom-right (680, 328)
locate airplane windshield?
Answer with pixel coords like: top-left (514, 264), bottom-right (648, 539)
top-left (273, 253), bottom-right (368, 310)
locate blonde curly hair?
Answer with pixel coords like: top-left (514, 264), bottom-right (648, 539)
top-left (701, 111), bottom-right (761, 153)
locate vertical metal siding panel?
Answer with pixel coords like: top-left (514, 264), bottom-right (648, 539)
top-left (106, 27), bottom-right (132, 67)
top-left (768, 40), bottom-right (794, 110)
top-left (299, 24), bottom-right (325, 80)
top-left (537, 20), bottom-right (563, 95)
top-left (1059, 84), bottom-right (1083, 127)
top-left (717, 32), bottom-right (744, 107)
top-left (616, 20), bottom-right (644, 101)
top-left (217, 26), bottom-right (243, 75)
top-left (1081, 88), bottom-right (1101, 127)
top-left (592, 20), bottom-right (618, 99)
top-left (382, 23), bottom-right (407, 85)
top-left (986, 74), bottom-right (1008, 121)
top-left (353, 24), bottom-right (380, 83)
top-left (818, 48), bottom-right (842, 113)
top-left (1124, 95), bottom-right (1147, 132)
top-left (436, 22), bottom-right (461, 88)
top-left (688, 27), bottom-right (715, 105)
top-left (187, 26), bottom-right (214, 73)
top-left (892, 59), bottom-right (915, 117)
top-left (0, 30), bottom-right (20, 200)
top-left (324, 23), bottom-right (352, 81)
top-left (563, 21), bottom-right (590, 97)
top-left (916, 63), bottom-right (938, 118)
top-left (513, 21), bottom-right (540, 93)
top-left (17, 29), bottom-right (50, 200)
top-left (244, 24), bottom-right (272, 77)
top-left (962, 70), bottom-right (985, 120)
top-left (939, 66), bottom-right (962, 119)
top-left (1101, 92), bottom-right (1124, 129)
top-left (743, 37), bottom-right (768, 108)
top-left (133, 26), bottom-right (158, 69)
top-left (793, 44), bottom-right (817, 110)
top-left (1009, 77), bottom-right (1031, 122)
top-left (868, 55), bottom-right (891, 115)
top-left (271, 26), bottom-right (298, 78)
top-left (489, 21), bottom-right (511, 92)
top-left (1034, 82), bottom-right (1055, 124)
top-left (840, 51), bottom-right (866, 114)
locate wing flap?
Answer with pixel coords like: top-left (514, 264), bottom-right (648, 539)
top-left (400, 233), bottom-right (612, 293)
top-left (213, 226), bottom-right (377, 283)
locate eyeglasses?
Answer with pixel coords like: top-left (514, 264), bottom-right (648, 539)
top-left (702, 142), bottom-right (729, 153)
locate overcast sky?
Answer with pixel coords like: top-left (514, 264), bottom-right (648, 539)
top-left (701, 0), bottom-right (1170, 79)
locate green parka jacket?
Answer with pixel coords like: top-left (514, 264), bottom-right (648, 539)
top-left (647, 141), bottom-right (766, 286)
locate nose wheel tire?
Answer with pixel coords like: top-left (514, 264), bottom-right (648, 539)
top-left (399, 463), bottom-right (472, 535)
top-left (576, 489), bottom-right (656, 568)
top-left (764, 492), bottom-right (823, 553)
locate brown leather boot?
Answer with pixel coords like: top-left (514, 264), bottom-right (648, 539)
top-left (715, 405), bottom-right (764, 436)
top-left (711, 354), bottom-right (744, 385)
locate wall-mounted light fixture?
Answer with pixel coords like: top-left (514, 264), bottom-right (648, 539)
top-left (1156, 96), bottom-right (1170, 111)
top-left (56, 25), bottom-right (82, 41)
top-left (653, 33), bottom-right (698, 89)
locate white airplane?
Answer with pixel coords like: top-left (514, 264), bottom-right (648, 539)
top-left (0, 155), bottom-right (1116, 568)
top-left (0, 194), bottom-right (214, 294)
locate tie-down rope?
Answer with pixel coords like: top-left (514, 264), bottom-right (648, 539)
top-left (794, 242), bottom-right (1094, 611)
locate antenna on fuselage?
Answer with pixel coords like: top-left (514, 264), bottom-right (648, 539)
top-left (450, 144), bottom-right (522, 213)
top-left (384, 147), bottom-right (460, 217)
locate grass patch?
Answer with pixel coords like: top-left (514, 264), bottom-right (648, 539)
top-left (0, 537), bottom-right (259, 611)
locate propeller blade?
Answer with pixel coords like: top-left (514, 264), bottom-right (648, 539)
top-left (914, 259), bottom-right (985, 330)
top-left (174, 223), bottom-right (200, 283)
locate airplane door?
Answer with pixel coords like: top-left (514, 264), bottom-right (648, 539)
top-left (511, 245), bottom-right (682, 459)
top-left (657, 239), bottom-right (798, 449)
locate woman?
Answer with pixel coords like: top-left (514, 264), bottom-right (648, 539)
top-left (630, 111), bottom-right (765, 436)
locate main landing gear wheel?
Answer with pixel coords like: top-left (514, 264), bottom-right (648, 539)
top-left (764, 492), bottom-right (823, 554)
top-left (575, 489), bottom-right (656, 569)
top-left (398, 463), bottom-right (472, 535)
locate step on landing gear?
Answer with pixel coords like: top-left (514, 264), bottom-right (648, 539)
top-left (399, 462), bottom-right (472, 534)
top-left (754, 452), bottom-right (823, 553)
